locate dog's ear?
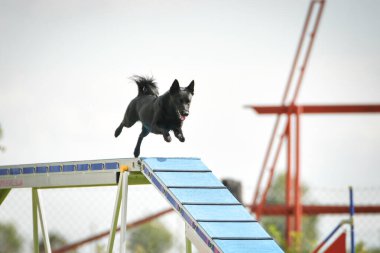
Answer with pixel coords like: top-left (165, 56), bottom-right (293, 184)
top-left (186, 80), bottom-right (194, 95)
top-left (170, 79), bottom-right (180, 95)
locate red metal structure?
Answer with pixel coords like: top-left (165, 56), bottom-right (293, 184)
top-left (247, 0), bottom-right (380, 249)
top-left (248, 0), bottom-right (326, 246)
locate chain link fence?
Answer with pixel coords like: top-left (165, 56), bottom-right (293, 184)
top-left (307, 187), bottom-right (380, 249)
top-left (0, 185), bottom-right (187, 253)
top-left (1, 183), bottom-right (379, 253)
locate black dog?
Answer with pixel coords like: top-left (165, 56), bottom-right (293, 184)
top-left (115, 76), bottom-right (194, 157)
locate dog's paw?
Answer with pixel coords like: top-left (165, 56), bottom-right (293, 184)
top-left (178, 135), bottom-right (185, 142)
top-left (164, 135), bottom-right (172, 142)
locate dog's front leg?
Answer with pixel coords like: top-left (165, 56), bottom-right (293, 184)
top-left (174, 128), bottom-right (185, 142)
top-left (162, 130), bottom-right (172, 142)
top-left (152, 115), bottom-right (172, 143)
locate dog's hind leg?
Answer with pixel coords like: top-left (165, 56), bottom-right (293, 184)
top-left (133, 126), bottom-right (150, 158)
top-left (115, 104), bottom-right (139, 138)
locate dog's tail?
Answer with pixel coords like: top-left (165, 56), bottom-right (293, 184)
top-left (114, 123), bottom-right (123, 138)
top-left (131, 75), bottom-right (159, 97)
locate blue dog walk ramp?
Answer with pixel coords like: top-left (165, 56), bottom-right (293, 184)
top-left (141, 157), bottom-right (284, 253)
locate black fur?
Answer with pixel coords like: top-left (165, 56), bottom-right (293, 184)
top-left (115, 76), bottom-right (194, 157)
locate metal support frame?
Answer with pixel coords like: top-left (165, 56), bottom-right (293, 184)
top-left (107, 171), bottom-right (129, 253)
top-left (120, 171), bottom-right (129, 253)
top-left (184, 223), bottom-right (210, 253)
top-left (1, 158), bottom-right (149, 253)
top-left (32, 188), bottom-right (52, 253)
top-left (186, 236), bottom-right (192, 253)
top-left (245, 0), bottom-right (378, 249)
top-left (0, 188), bottom-right (11, 205)
top-left (294, 110), bottom-right (302, 233)
top-left (285, 118), bottom-right (292, 245)
top-left (349, 186), bottom-right (355, 253)
top-left (248, 103), bottom-right (380, 246)
top-left (32, 189), bottom-right (39, 253)
top-left (247, 1), bottom-right (326, 249)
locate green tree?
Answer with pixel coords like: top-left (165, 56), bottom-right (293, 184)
top-left (0, 222), bottom-right (23, 253)
top-left (127, 221), bottom-right (173, 253)
top-left (39, 231), bottom-right (77, 253)
top-left (356, 241), bottom-right (380, 253)
top-left (261, 172), bottom-right (318, 252)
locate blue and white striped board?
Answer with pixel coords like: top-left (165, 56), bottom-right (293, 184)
top-left (0, 158), bottom-right (139, 189)
top-left (141, 157), bottom-right (284, 253)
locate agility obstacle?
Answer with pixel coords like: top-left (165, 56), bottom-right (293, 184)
top-left (0, 157), bottom-right (283, 253)
top-left (312, 187), bottom-right (355, 253)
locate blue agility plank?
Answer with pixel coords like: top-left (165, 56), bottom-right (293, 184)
top-left (199, 222), bottom-right (271, 239)
top-left (214, 239), bottom-right (283, 253)
top-left (142, 157), bottom-right (209, 171)
top-left (155, 172), bottom-right (224, 188)
top-left (170, 188), bottom-right (240, 205)
top-left (141, 157), bottom-right (284, 253)
top-left (184, 205), bottom-right (255, 222)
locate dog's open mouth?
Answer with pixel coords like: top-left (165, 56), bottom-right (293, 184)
top-left (177, 110), bottom-right (187, 121)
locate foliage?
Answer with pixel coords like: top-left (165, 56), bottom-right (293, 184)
top-left (39, 231), bottom-right (77, 253)
top-left (127, 221), bottom-right (173, 253)
top-left (261, 172), bottom-right (318, 252)
top-left (0, 222), bottom-right (23, 253)
top-left (356, 241), bottom-right (380, 253)
top-left (95, 243), bottom-right (107, 253)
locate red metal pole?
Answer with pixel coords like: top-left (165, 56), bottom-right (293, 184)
top-left (291, 0), bottom-right (325, 104)
top-left (294, 108), bottom-right (303, 234)
top-left (251, 116), bottom-right (281, 212)
top-left (286, 117), bottom-right (293, 246)
top-left (251, 0), bottom-right (325, 214)
top-left (286, 0), bottom-right (316, 105)
top-left (249, 204), bottom-right (380, 215)
top-left (251, 0), bottom-right (317, 212)
top-left (256, 131), bottom-right (287, 220)
top-left (249, 104), bottom-right (380, 114)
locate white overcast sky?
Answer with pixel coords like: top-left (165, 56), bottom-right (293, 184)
top-left (0, 0), bottom-right (380, 248)
top-left (1, 0), bottom-right (379, 190)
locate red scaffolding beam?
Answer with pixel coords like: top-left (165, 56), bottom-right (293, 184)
top-left (250, 205), bottom-right (380, 215)
top-left (247, 104), bottom-right (380, 114)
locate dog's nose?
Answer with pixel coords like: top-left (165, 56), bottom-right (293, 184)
top-left (182, 111), bottom-right (189, 116)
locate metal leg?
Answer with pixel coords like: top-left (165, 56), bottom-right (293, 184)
top-left (349, 186), bottom-right (355, 253)
top-left (36, 190), bottom-right (52, 253)
top-left (107, 173), bottom-right (124, 253)
top-left (32, 189), bottom-right (39, 253)
top-left (0, 189), bottom-right (11, 206)
top-left (186, 237), bottom-right (192, 253)
top-left (120, 171), bottom-right (129, 253)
